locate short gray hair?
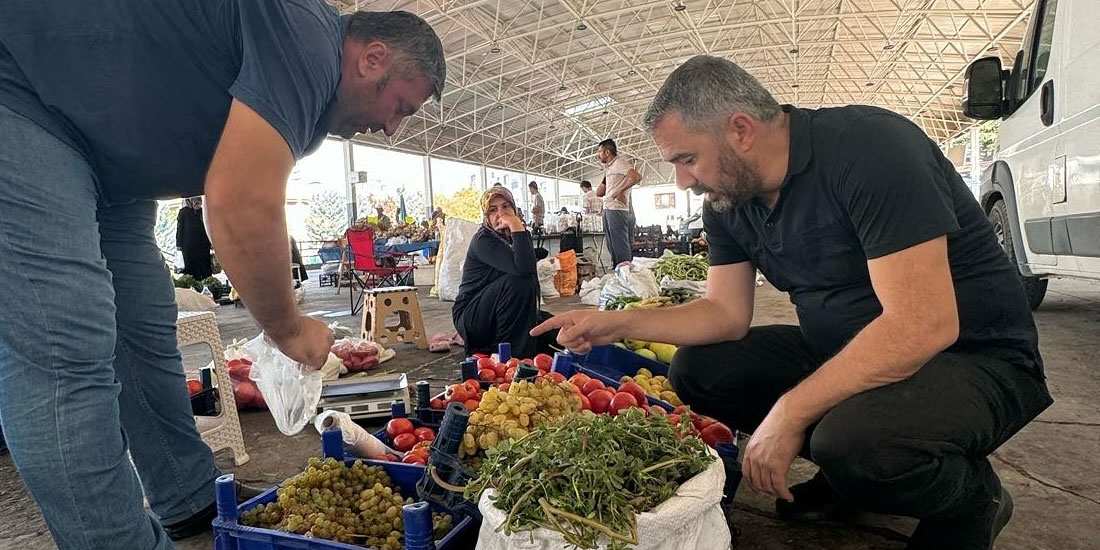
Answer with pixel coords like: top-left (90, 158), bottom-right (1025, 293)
top-left (643, 55), bottom-right (780, 132)
top-left (346, 11), bottom-right (447, 101)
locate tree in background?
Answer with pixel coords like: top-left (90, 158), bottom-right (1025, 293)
top-left (305, 190), bottom-right (347, 241)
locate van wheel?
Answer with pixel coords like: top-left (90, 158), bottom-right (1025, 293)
top-left (989, 199), bottom-right (1047, 310)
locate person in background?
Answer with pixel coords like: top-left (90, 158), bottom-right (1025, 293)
top-left (0, 3), bottom-right (445, 548)
top-left (452, 187), bottom-right (545, 358)
top-left (176, 197), bottom-right (213, 280)
top-left (529, 181), bottom-right (546, 230)
top-left (581, 180), bottom-right (602, 214)
top-left (534, 54), bottom-right (1050, 550)
top-left (596, 138), bottom-right (641, 266)
top-left (290, 236), bottom-right (308, 286)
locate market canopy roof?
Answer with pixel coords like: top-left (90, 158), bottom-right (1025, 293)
top-left (335, 0), bottom-right (1034, 182)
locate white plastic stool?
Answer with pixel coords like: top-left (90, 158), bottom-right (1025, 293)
top-left (176, 311), bottom-right (250, 466)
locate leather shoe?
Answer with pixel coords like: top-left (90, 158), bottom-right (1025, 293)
top-left (775, 471), bottom-right (856, 522)
top-left (163, 479), bottom-right (269, 540)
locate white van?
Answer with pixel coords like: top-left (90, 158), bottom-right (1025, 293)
top-left (963, 0), bottom-right (1100, 309)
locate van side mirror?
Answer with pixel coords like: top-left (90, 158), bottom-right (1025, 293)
top-left (963, 57), bottom-right (1007, 120)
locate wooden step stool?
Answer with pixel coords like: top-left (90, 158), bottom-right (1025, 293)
top-left (360, 286), bottom-right (428, 349)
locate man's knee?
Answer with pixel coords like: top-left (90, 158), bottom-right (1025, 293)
top-left (669, 343), bottom-right (750, 405)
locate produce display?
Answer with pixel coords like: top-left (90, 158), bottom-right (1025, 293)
top-left (461, 378), bottom-right (583, 456)
top-left (651, 253), bottom-right (708, 281)
top-left (603, 288), bottom-right (696, 311)
top-left (465, 409), bottom-right (714, 549)
top-left (616, 339), bottom-right (678, 365)
top-left (330, 339), bottom-right (383, 373)
top-left (620, 367), bottom-right (682, 406)
top-left (239, 457), bottom-right (453, 549)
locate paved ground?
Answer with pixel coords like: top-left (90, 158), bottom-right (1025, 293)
top-left (2, 270), bottom-right (1098, 550)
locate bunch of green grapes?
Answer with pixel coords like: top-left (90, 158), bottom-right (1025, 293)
top-left (239, 457), bottom-right (454, 549)
top-left (462, 379), bottom-right (582, 456)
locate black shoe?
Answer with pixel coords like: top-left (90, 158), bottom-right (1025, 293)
top-left (163, 480), bottom-right (269, 540)
top-left (775, 471), bottom-right (856, 522)
top-left (908, 484), bottom-right (1013, 550)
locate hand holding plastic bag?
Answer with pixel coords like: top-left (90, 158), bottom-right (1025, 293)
top-left (244, 333), bottom-right (323, 435)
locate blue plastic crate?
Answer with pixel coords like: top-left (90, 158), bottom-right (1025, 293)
top-left (571, 345), bottom-right (676, 411)
top-left (211, 430), bottom-right (475, 550)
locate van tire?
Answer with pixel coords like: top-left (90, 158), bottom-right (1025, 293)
top-left (989, 199), bottom-right (1047, 310)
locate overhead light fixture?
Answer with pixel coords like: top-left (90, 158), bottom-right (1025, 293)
top-left (987, 45), bottom-right (998, 51)
top-left (865, 82), bottom-right (874, 87)
top-left (601, 110), bottom-right (608, 115)
top-left (490, 44), bottom-right (501, 53)
top-left (627, 69), bottom-right (636, 75)
top-left (576, 21), bottom-right (587, 31)
top-left (788, 46), bottom-right (799, 54)
top-left (673, 2), bottom-right (687, 11)
top-left (791, 83), bottom-right (799, 89)
top-left (558, 84), bottom-right (567, 91)
top-left (883, 42), bottom-right (895, 50)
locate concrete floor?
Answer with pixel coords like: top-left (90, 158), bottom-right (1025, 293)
top-left (1, 270), bottom-right (1098, 550)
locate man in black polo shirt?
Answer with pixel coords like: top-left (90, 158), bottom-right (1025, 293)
top-left (533, 55), bottom-right (1052, 549)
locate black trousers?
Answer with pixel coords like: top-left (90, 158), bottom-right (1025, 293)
top-left (669, 325), bottom-right (1052, 522)
top-left (456, 273), bottom-right (541, 358)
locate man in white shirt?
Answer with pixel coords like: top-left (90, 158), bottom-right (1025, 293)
top-left (581, 180), bottom-right (602, 213)
top-left (596, 138), bottom-right (642, 265)
top-left (529, 181), bottom-right (546, 228)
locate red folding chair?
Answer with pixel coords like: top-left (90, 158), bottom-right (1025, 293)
top-left (345, 227), bottom-right (415, 315)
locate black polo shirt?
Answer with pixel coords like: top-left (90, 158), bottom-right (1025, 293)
top-left (704, 105), bottom-right (1043, 376)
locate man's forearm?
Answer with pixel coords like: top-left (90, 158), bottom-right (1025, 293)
top-left (205, 188), bottom-right (299, 340)
top-left (614, 297), bottom-right (748, 346)
top-left (776, 312), bottom-right (956, 429)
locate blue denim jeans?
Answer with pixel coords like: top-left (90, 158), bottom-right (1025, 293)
top-left (0, 104), bottom-right (219, 549)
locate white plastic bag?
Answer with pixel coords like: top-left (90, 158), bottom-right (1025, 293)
top-left (659, 275), bottom-right (707, 296)
top-left (598, 263), bottom-right (660, 309)
top-left (537, 258), bottom-right (561, 299)
top-left (475, 449), bottom-right (730, 550)
top-left (579, 275), bottom-right (609, 306)
top-left (244, 333), bottom-right (323, 436)
top-left (434, 218), bottom-right (480, 301)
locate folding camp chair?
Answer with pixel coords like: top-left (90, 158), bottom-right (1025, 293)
top-left (345, 227), bottom-right (415, 315)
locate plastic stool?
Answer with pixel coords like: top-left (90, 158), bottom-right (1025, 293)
top-left (176, 311), bottom-right (250, 466)
top-left (360, 286), bottom-right (429, 350)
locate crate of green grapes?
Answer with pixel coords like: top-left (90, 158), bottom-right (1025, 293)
top-left (210, 429), bottom-right (476, 550)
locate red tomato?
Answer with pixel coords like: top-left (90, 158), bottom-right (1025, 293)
top-left (546, 371), bottom-right (566, 383)
top-left (478, 368), bottom-right (496, 382)
top-left (568, 373), bottom-right (591, 387)
top-left (430, 398), bottom-right (445, 410)
top-left (533, 354), bottom-right (553, 372)
top-left (672, 405), bottom-right (700, 422)
top-left (649, 406), bottom-right (668, 417)
top-left (504, 367), bottom-right (517, 381)
top-left (414, 427), bottom-right (436, 442)
top-left (446, 384), bottom-right (470, 403)
top-left (667, 413), bottom-right (682, 426)
top-left (385, 418), bottom-right (415, 439)
top-left (401, 453), bottom-right (427, 465)
top-left (186, 379), bottom-right (203, 396)
top-left (581, 378), bottom-right (606, 395)
top-left (618, 382), bottom-right (648, 406)
top-left (462, 380), bottom-right (480, 396)
top-left (577, 393), bottom-right (591, 411)
top-left (693, 416), bottom-right (718, 433)
top-left (498, 382), bottom-right (510, 393)
top-left (412, 440), bottom-right (432, 452)
top-left (700, 423), bottom-right (735, 448)
top-left (505, 358), bottom-right (519, 369)
top-left (464, 399), bottom-right (480, 412)
top-left (608, 392), bottom-right (639, 416)
top-left (392, 432), bottom-right (418, 452)
top-left (587, 389), bottom-right (614, 414)
top-left (477, 357), bottom-right (495, 372)
top-left (491, 362), bottom-right (506, 379)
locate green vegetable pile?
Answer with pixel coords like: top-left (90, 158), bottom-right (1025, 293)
top-left (651, 254), bottom-right (708, 281)
top-left (603, 295), bottom-right (642, 311)
top-left (465, 410), bottom-right (713, 550)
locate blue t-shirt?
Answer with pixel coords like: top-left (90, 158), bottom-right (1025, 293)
top-left (0, 0), bottom-right (342, 204)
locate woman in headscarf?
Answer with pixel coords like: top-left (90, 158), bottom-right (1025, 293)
top-left (176, 196), bottom-right (213, 279)
top-left (452, 187), bottom-right (544, 358)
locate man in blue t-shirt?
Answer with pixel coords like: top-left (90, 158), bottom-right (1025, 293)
top-left (534, 55), bottom-right (1052, 550)
top-left (0, 2), bottom-right (444, 548)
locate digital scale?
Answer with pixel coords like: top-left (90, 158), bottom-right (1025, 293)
top-left (315, 372), bottom-right (410, 420)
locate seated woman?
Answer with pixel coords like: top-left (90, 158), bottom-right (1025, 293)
top-left (452, 187), bottom-right (546, 358)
